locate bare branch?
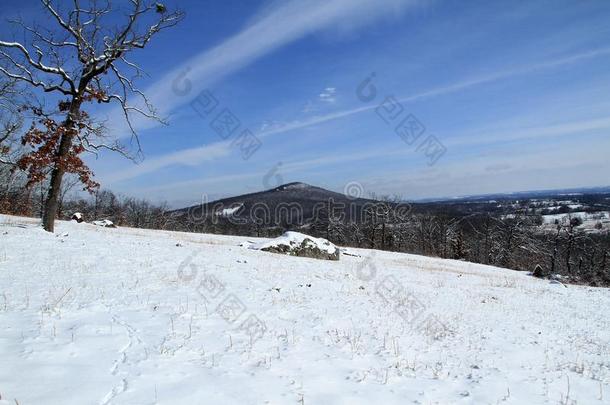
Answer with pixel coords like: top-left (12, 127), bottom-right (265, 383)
top-left (0, 40), bottom-right (75, 89)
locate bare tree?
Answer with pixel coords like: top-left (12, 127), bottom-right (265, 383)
top-left (0, 76), bottom-right (24, 165)
top-left (0, 0), bottom-right (183, 231)
top-left (57, 174), bottom-right (81, 218)
top-left (0, 75), bottom-right (28, 213)
top-left (563, 215), bottom-right (585, 275)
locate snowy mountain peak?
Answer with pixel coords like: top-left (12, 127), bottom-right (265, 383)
top-left (273, 182), bottom-right (313, 191)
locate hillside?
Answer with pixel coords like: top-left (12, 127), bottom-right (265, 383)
top-left (1, 214), bottom-right (609, 404)
top-left (172, 182), bottom-right (391, 230)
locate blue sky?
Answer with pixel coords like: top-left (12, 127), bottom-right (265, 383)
top-left (4, 0), bottom-right (610, 206)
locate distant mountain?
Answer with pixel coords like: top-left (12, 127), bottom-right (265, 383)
top-left (414, 185), bottom-right (610, 203)
top-left (173, 182), bottom-right (394, 230)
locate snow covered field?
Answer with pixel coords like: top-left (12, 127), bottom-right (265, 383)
top-left (542, 211), bottom-right (610, 224)
top-left (1, 214), bottom-right (610, 404)
top-left (540, 211), bottom-right (610, 233)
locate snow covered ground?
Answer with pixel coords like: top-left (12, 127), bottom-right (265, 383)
top-left (541, 211), bottom-right (610, 233)
top-left (1, 214), bottom-right (610, 404)
top-left (216, 204), bottom-right (243, 217)
top-left (542, 211), bottom-right (610, 225)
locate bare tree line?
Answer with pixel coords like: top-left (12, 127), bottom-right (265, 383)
top-left (0, 171), bottom-right (177, 231)
top-left (179, 201), bottom-right (610, 286)
top-left (1, 160), bottom-right (609, 286)
top-left (309, 209), bottom-right (610, 286)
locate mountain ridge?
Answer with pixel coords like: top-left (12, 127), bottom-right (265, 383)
top-left (172, 182), bottom-right (392, 231)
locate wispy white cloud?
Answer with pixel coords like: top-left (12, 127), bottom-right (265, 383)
top-left (396, 46), bottom-right (610, 104)
top-left (449, 115), bottom-right (610, 147)
top-left (319, 87), bottom-right (337, 103)
top-left (301, 87), bottom-right (338, 113)
top-left (275, 115), bottom-right (610, 177)
top-left (130, 127), bottom-right (610, 203)
top-left (360, 136), bottom-right (610, 199)
top-left (132, 170), bottom-right (266, 196)
top-left (105, 48), bottom-right (610, 181)
top-left (255, 46), bottom-right (610, 140)
top-left (103, 141), bottom-right (231, 183)
top-left (108, 0), bottom-right (421, 136)
top-left (102, 0), bottom-right (422, 182)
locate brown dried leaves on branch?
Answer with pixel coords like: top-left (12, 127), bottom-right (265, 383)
top-left (15, 94), bottom-right (107, 193)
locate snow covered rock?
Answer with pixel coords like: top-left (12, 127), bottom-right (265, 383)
top-left (532, 264), bottom-right (546, 278)
top-left (70, 212), bottom-right (84, 223)
top-left (91, 219), bottom-right (116, 228)
top-left (244, 231), bottom-right (340, 260)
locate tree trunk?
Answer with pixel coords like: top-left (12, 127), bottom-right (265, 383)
top-left (42, 132), bottom-right (74, 232)
top-left (42, 96), bottom-right (82, 232)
